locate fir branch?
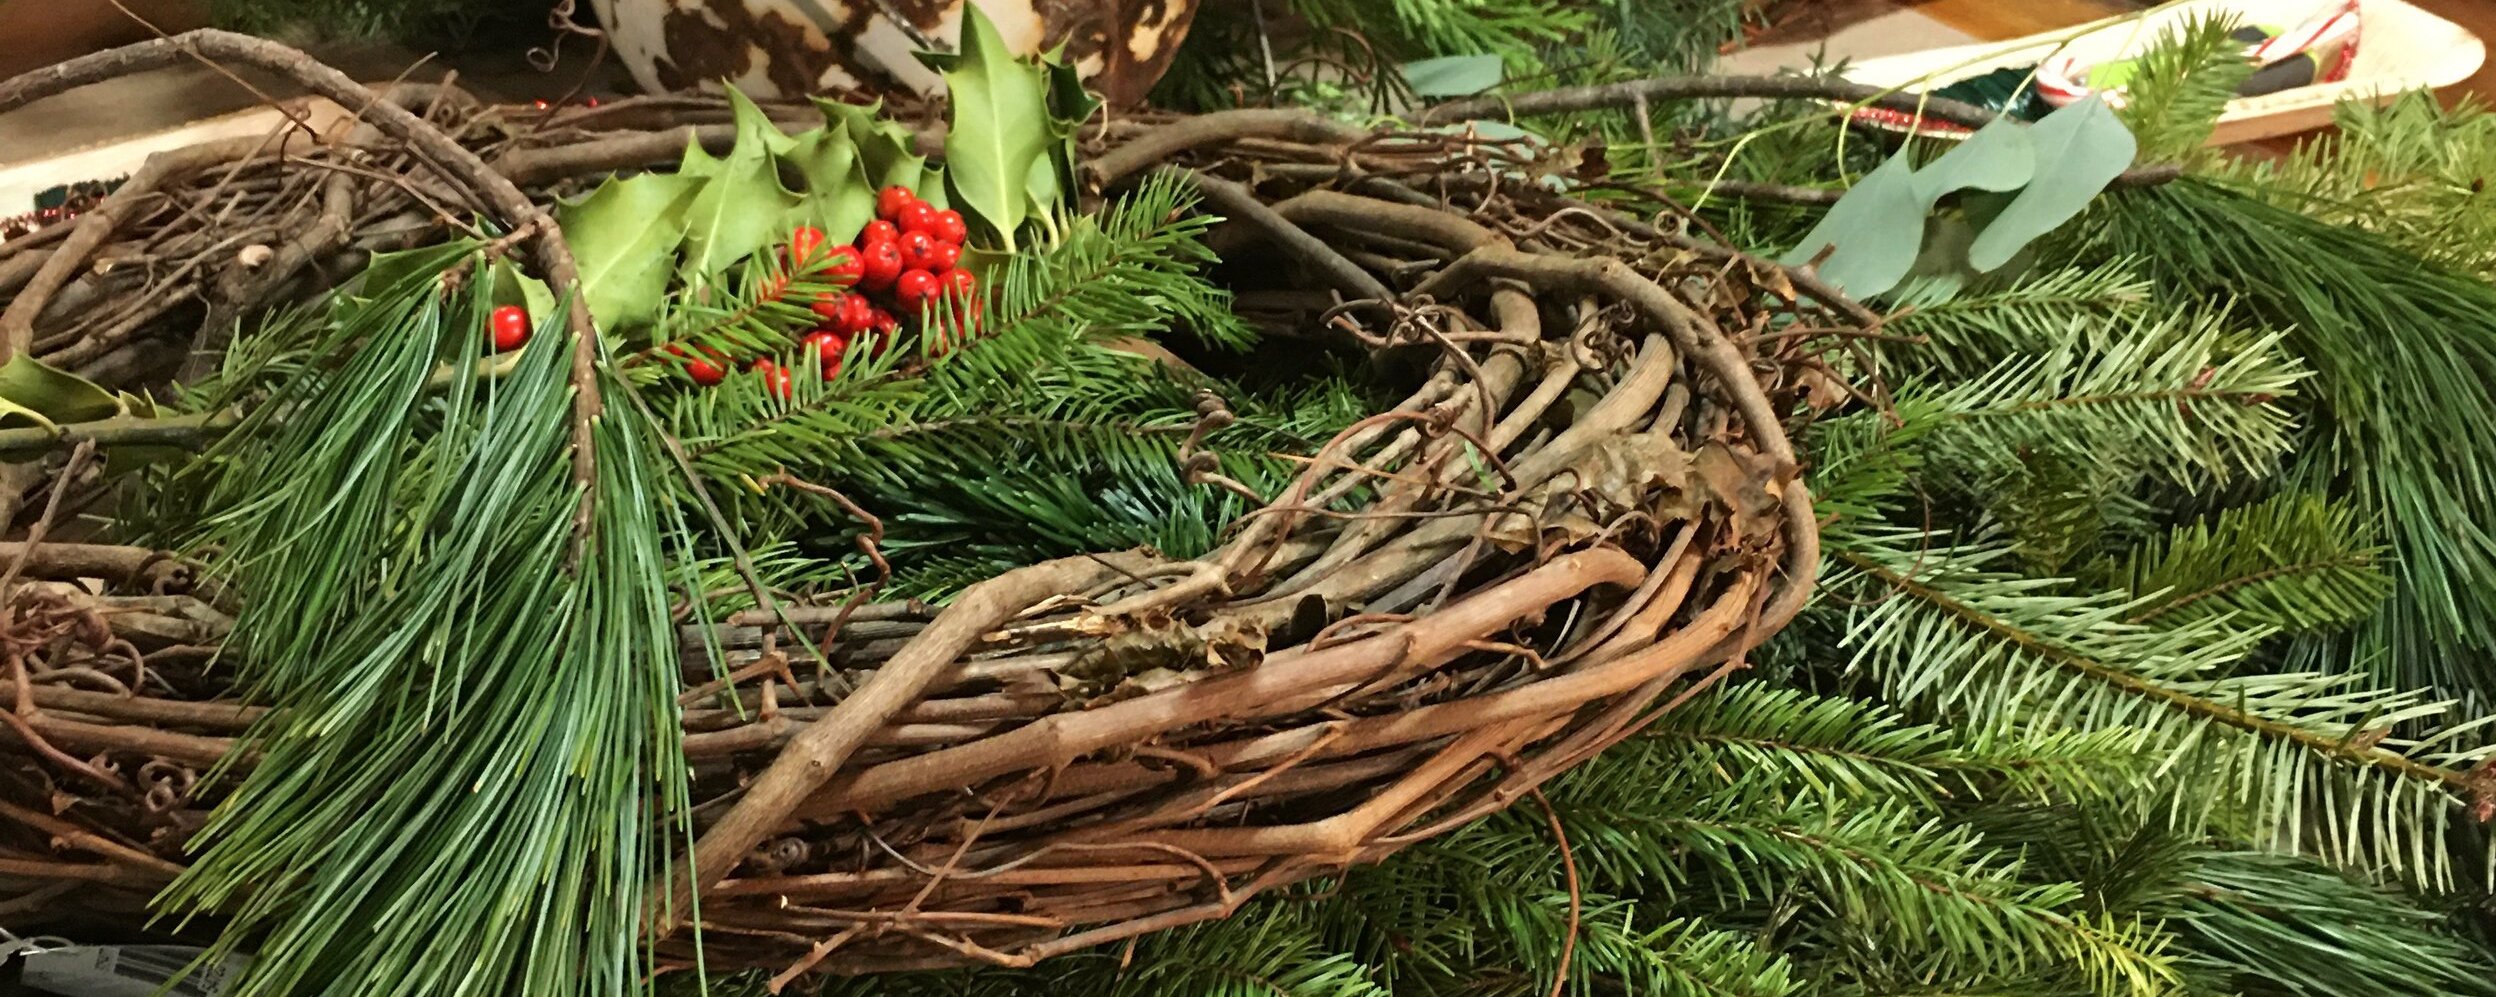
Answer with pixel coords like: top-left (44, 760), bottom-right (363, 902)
top-left (1908, 309), bottom-right (2304, 489)
top-left (2115, 12), bottom-right (2259, 163)
top-left (1835, 534), bottom-right (2496, 887)
top-left (2107, 492), bottom-right (2392, 632)
top-left (1883, 262), bottom-right (2154, 378)
top-left (2224, 91), bottom-right (2496, 277)
top-left (2093, 179), bottom-right (2496, 696)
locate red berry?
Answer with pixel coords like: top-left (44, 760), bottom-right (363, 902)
top-left (789, 225), bottom-right (826, 263)
top-left (821, 351), bottom-right (845, 381)
top-left (898, 231), bottom-right (940, 271)
top-left (939, 267), bottom-right (978, 299)
top-left (752, 359), bottom-right (793, 401)
top-left (800, 329), bottom-right (848, 367)
top-left (810, 291), bottom-right (851, 323)
top-left (876, 185), bottom-right (919, 220)
top-left (921, 240), bottom-right (962, 274)
top-left (819, 245), bottom-right (863, 285)
top-left (859, 220), bottom-right (900, 246)
top-left (859, 241), bottom-right (905, 290)
top-left (489, 305), bottom-right (529, 353)
top-left (670, 344), bottom-right (727, 386)
top-left (836, 292), bottom-right (874, 334)
top-left (865, 307), bottom-right (899, 336)
top-left (930, 209), bottom-right (968, 246)
top-left (894, 269), bottom-right (940, 307)
top-left (895, 201), bottom-right (940, 238)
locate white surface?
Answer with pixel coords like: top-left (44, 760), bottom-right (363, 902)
top-left (1840, 0), bottom-right (2485, 133)
top-left (0, 100), bottom-right (353, 216)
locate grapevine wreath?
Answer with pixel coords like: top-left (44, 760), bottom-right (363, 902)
top-left (0, 21), bottom-right (1839, 990)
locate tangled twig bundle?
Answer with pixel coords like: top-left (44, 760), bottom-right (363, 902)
top-left (0, 33), bottom-right (1844, 981)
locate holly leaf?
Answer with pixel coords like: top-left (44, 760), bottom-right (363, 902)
top-left (557, 171), bottom-right (698, 329)
top-left (1402, 54), bottom-right (1503, 97)
top-left (1781, 151), bottom-right (1927, 298)
top-left (815, 98), bottom-right (929, 193)
top-left (1913, 115), bottom-right (2036, 207)
top-left (0, 355), bottom-right (125, 433)
top-left (937, 4), bottom-right (1053, 251)
top-left (1967, 94), bottom-right (2137, 271)
top-left (680, 88), bottom-right (804, 277)
top-left (783, 127), bottom-right (877, 243)
top-left (490, 258), bottom-right (558, 325)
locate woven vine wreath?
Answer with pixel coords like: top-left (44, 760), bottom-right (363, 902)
top-left (0, 31), bottom-right (1841, 983)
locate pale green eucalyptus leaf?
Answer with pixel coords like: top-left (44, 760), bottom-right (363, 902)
top-left (1403, 54), bottom-right (1504, 97)
top-left (1968, 95), bottom-right (2139, 271)
top-left (1914, 115), bottom-right (2038, 206)
top-left (1782, 152), bottom-right (1927, 298)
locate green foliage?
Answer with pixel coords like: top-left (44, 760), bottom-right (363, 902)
top-left (154, 244), bottom-right (688, 995)
top-left (2103, 492), bottom-right (2392, 634)
top-left (661, 175), bottom-right (1366, 597)
top-left (2177, 851), bottom-right (2496, 996)
top-left (2115, 12), bottom-right (2260, 162)
top-left (2093, 179), bottom-right (2496, 698)
top-left (2227, 91), bottom-right (2496, 276)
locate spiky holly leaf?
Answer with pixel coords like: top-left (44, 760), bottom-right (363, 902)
top-left (0, 354), bottom-right (124, 435)
top-left (678, 88), bottom-right (803, 277)
top-left (926, 4), bottom-right (1053, 250)
top-left (556, 171), bottom-right (698, 329)
top-left (814, 97), bottom-right (930, 194)
top-left (784, 126), bottom-right (877, 243)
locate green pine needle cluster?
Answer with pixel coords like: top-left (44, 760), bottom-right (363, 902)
top-left (153, 242), bottom-right (691, 995)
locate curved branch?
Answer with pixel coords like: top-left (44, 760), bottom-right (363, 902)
top-left (0, 30), bottom-right (609, 548)
top-left (1411, 74), bottom-right (2000, 130)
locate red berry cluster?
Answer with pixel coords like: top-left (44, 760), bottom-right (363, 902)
top-left (825, 187), bottom-right (978, 343)
top-left (659, 188), bottom-right (979, 401)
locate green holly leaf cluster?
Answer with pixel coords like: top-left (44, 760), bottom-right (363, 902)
top-left (1783, 95), bottom-right (2140, 299)
top-left (556, 91), bottom-right (895, 330)
top-left (919, 4), bottom-right (1095, 251)
top-left (555, 10), bottom-right (1085, 328)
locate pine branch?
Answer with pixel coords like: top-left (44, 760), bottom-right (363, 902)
top-left (153, 245), bottom-right (688, 994)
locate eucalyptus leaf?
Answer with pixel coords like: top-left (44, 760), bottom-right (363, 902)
top-left (680, 90), bottom-right (804, 277)
top-left (1403, 54), bottom-right (1504, 97)
top-left (557, 171), bottom-right (699, 329)
top-left (1967, 94), bottom-right (2138, 271)
top-left (939, 5), bottom-right (1054, 250)
top-left (784, 127), bottom-right (877, 242)
top-left (1914, 115), bottom-right (2037, 207)
top-left (1781, 152), bottom-right (1927, 298)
